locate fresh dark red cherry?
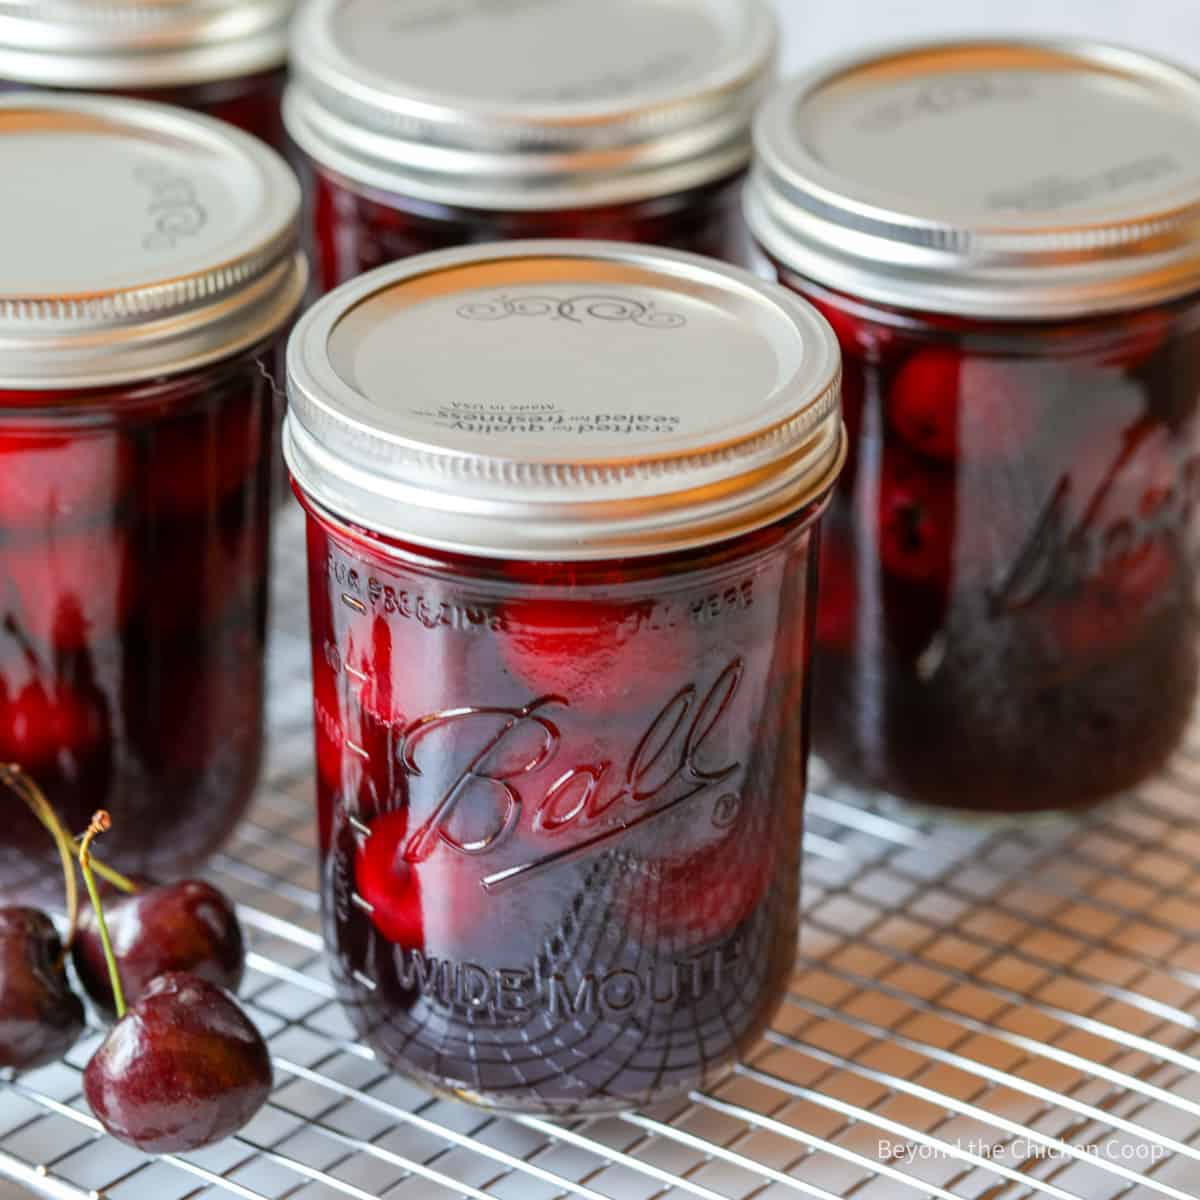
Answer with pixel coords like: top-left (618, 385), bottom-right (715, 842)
top-left (83, 972), bottom-right (272, 1153)
top-left (0, 907), bottom-right (85, 1071)
top-left (887, 350), bottom-right (1042, 463)
top-left (72, 880), bottom-right (245, 1017)
top-left (876, 448), bottom-right (956, 591)
top-left (355, 810), bottom-right (425, 949)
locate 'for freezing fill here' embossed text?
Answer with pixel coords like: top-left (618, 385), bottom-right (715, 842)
top-left (325, 554), bottom-right (757, 635)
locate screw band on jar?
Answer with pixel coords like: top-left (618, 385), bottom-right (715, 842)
top-left (286, 0), bottom-right (777, 213)
top-left (286, 240), bottom-right (843, 1112)
top-left (0, 93), bottom-right (305, 897)
top-left (748, 39), bottom-right (1200, 319)
top-left (286, 240), bottom-right (844, 560)
top-left (0, 0), bottom-right (295, 89)
top-left (748, 39), bottom-right (1200, 815)
top-left (0, 93), bottom-right (306, 387)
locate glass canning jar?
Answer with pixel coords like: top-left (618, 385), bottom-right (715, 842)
top-left (747, 40), bottom-right (1200, 815)
top-left (0, 93), bottom-right (306, 898)
top-left (284, 241), bottom-right (844, 1114)
top-left (285, 0), bottom-right (778, 293)
top-left (0, 0), bottom-right (295, 150)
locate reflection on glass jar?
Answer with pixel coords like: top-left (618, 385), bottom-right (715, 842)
top-left (305, 502), bottom-right (818, 1113)
top-left (0, 0), bottom-right (294, 150)
top-left (0, 94), bottom-right (306, 897)
top-left (285, 242), bottom-right (844, 1113)
top-left (748, 39), bottom-right (1200, 814)
top-left (792, 288), bottom-right (1200, 812)
top-left (285, 0), bottom-right (778, 291)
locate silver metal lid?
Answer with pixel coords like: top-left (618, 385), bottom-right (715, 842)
top-left (284, 0), bottom-right (777, 212)
top-left (0, 0), bottom-right (294, 89)
top-left (285, 241), bottom-right (843, 561)
top-left (748, 40), bottom-right (1200, 319)
top-left (0, 93), bottom-right (306, 389)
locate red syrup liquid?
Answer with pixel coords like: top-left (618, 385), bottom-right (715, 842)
top-left (299, 496), bottom-right (823, 1113)
top-left (309, 168), bottom-right (753, 294)
top-left (0, 347), bottom-right (277, 898)
top-left (0, 70), bottom-right (287, 155)
top-left (782, 274), bottom-right (1200, 813)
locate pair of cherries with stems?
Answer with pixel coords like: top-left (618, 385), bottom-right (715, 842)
top-left (0, 765), bottom-right (271, 1152)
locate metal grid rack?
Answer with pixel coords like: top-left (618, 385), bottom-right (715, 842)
top-left (3, 505), bottom-right (1200, 1200)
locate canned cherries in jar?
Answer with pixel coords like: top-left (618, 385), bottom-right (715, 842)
top-left (747, 40), bottom-right (1200, 814)
top-left (285, 0), bottom-right (778, 292)
top-left (284, 242), bottom-right (844, 1114)
top-left (0, 94), bottom-right (306, 897)
top-left (0, 0), bottom-right (295, 150)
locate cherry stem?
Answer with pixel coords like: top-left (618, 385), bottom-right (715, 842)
top-left (71, 843), bottom-right (139, 896)
top-left (0, 762), bottom-right (139, 898)
top-left (79, 811), bottom-right (127, 1020)
top-left (0, 764), bottom-right (79, 948)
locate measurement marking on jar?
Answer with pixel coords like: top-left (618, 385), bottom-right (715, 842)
top-left (351, 971), bottom-right (377, 992)
top-left (341, 593), bottom-right (367, 614)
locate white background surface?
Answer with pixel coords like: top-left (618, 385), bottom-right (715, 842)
top-left (773, 0), bottom-right (1200, 75)
top-left (2, 2), bottom-right (1197, 1198)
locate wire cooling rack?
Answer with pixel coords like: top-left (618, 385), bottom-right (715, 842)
top-left (3, 502), bottom-right (1200, 1200)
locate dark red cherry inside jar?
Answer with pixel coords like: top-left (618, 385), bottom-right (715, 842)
top-left (285, 241), bottom-right (843, 1114)
top-left (0, 94), bottom-right (305, 899)
top-left (749, 39), bottom-right (1200, 813)
top-left (0, 0), bottom-right (294, 151)
top-left (285, 0), bottom-right (778, 292)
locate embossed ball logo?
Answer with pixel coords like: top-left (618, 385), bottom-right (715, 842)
top-left (456, 293), bottom-right (687, 329)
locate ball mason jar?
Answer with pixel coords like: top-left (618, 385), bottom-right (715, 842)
top-left (0, 94), bottom-right (306, 898)
top-left (0, 0), bottom-right (295, 150)
top-left (747, 40), bottom-right (1200, 815)
top-left (285, 0), bottom-right (778, 293)
top-left (285, 241), bottom-right (844, 1114)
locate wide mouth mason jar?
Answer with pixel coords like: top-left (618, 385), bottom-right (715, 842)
top-left (285, 0), bottom-right (778, 293)
top-left (746, 40), bottom-right (1200, 815)
top-left (284, 241), bottom-right (844, 1114)
top-left (0, 0), bottom-right (295, 150)
top-left (0, 93), bottom-right (306, 898)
